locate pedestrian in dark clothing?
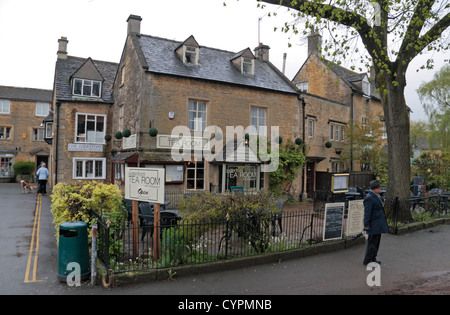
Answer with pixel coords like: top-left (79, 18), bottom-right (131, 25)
top-left (363, 180), bottom-right (389, 266)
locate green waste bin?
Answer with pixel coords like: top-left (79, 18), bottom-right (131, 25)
top-left (57, 221), bottom-right (90, 282)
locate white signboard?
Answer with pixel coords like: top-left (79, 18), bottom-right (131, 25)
top-left (123, 134), bottom-right (137, 150)
top-left (156, 134), bottom-right (209, 150)
top-left (68, 143), bottom-right (103, 152)
top-left (125, 167), bottom-right (165, 203)
top-left (347, 200), bottom-right (365, 236)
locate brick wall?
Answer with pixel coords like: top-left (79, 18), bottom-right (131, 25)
top-left (0, 99), bottom-right (51, 177)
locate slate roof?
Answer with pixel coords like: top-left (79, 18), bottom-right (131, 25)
top-left (324, 59), bottom-right (381, 100)
top-left (54, 56), bottom-right (118, 103)
top-left (135, 34), bottom-right (297, 94)
top-left (0, 85), bottom-right (52, 102)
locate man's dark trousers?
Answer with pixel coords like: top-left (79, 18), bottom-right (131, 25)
top-left (364, 234), bottom-right (381, 265)
top-left (38, 180), bottom-right (47, 194)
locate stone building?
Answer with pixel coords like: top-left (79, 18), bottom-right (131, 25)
top-left (0, 86), bottom-right (52, 182)
top-left (292, 30), bottom-right (385, 198)
top-left (110, 15), bottom-right (302, 195)
top-left (50, 37), bottom-right (118, 185)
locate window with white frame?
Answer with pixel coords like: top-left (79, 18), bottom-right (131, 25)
top-left (362, 77), bottom-right (370, 96)
top-left (296, 82), bottom-right (308, 92)
top-left (0, 156), bottom-right (13, 178)
top-left (250, 106), bottom-right (267, 136)
top-left (35, 102), bottom-right (50, 117)
top-left (73, 78), bottom-right (102, 98)
top-left (184, 46), bottom-right (199, 65)
top-left (32, 128), bottom-right (45, 141)
top-left (186, 160), bottom-right (204, 190)
top-left (0, 99), bottom-right (10, 114)
top-left (73, 157), bottom-right (106, 179)
top-left (188, 100), bottom-right (207, 131)
top-left (0, 126), bottom-right (11, 139)
top-left (76, 113), bottom-right (106, 144)
top-left (242, 57), bottom-right (254, 75)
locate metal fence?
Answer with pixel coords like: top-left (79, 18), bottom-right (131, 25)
top-left (387, 194), bottom-right (449, 233)
top-left (92, 208), bottom-right (360, 274)
top-left (93, 192), bottom-right (449, 275)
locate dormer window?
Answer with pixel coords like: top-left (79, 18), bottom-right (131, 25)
top-left (362, 76), bottom-right (370, 97)
top-left (73, 78), bottom-right (102, 98)
top-left (184, 46), bottom-right (199, 65)
top-left (175, 36), bottom-right (200, 66)
top-left (231, 48), bottom-right (256, 76)
top-left (242, 57), bottom-right (254, 75)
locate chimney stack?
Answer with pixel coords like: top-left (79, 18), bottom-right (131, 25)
top-left (307, 28), bottom-right (322, 57)
top-left (254, 43), bottom-right (270, 61)
top-left (57, 37), bottom-right (68, 59)
top-left (127, 14), bottom-right (142, 35)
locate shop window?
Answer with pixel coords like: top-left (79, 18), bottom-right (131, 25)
top-left (187, 161), bottom-right (204, 190)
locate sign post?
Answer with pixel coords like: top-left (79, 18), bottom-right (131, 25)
top-left (125, 167), bottom-right (165, 260)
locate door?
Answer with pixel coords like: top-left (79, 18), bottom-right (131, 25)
top-left (306, 162), bottom-right (315, 199)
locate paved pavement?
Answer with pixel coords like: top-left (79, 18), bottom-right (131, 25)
top-left (1, 182), bottom-right (450, 296)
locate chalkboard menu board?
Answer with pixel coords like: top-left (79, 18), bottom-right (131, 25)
top-left (323, 203), bottom-right (345, 241)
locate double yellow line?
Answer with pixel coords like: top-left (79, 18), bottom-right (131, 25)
top-left (24, 193), bottom-right (44, 283)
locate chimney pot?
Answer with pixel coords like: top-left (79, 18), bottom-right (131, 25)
top-left (57, 37), bottom-right (68, 59)
top-left (254, 43), bottom-right (270, 61)
top-left (127, 14), bottom-right (142, 35)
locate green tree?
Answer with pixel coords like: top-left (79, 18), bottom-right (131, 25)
top-left (341, 112), bottom-right (387, 173)
top-left (417, 64), bottom-right (450, 152)
top-left (257, 0), bottom-right (450, 221)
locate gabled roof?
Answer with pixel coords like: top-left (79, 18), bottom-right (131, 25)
top-left (230, 48), bottom-right (255, 61)
top-left (71, 57), bottom-right (104, 82)
top-left (0, 85), bottom-right (52, 102)
top-left (323, 59), bottom-right (380, 100)
top-left (174, 35), bottom-right (200, 50)
top-left (134, 34), bottom-right (297, 94)
top-left (54, 56), bottom-right (118, 103)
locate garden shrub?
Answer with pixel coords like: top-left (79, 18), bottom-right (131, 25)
top-left (12, 161), bottom-right (35, 175)
top-left (50, 181), bottom-right (126, 243)
top-left (178, 190), bottom-right (280, 254)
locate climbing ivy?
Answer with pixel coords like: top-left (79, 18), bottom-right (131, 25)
top-left (268, 139), bottom-right (306, 196)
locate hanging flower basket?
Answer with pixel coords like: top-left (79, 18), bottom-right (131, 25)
top-left (295, 137), bottom-right (303, 145)
top-left (325, 141), bottom-right (332, 148)
top-left (122, 129), bottom-right (131, 138)
top-left (104, 134), bottom-right (112, 142)
top-left (114, 131), bottom-right (123, 140)
top-left (148, 127), bottom-right (158, 137)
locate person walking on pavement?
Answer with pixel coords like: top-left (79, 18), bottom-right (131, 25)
top-left (36, 163), bottom-right (49, 195)
top-left (363, 180), bottom-right (389, 266)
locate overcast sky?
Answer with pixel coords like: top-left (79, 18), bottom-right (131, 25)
top-left (0, 0), bottom-right (447, 121)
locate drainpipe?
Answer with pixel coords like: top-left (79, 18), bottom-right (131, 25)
top-left (298, 94), bottom-right (306, 202)
top-left (350, 93), bottom-right (354, 172)
top-left (55, 102), bottom-right (61, 185)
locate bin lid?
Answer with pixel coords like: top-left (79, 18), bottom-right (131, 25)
top-left (59, 221), bottom-right (87, 230)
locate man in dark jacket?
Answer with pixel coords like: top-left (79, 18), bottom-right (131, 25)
top-left (363, 180), bottom-right (389, 266)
